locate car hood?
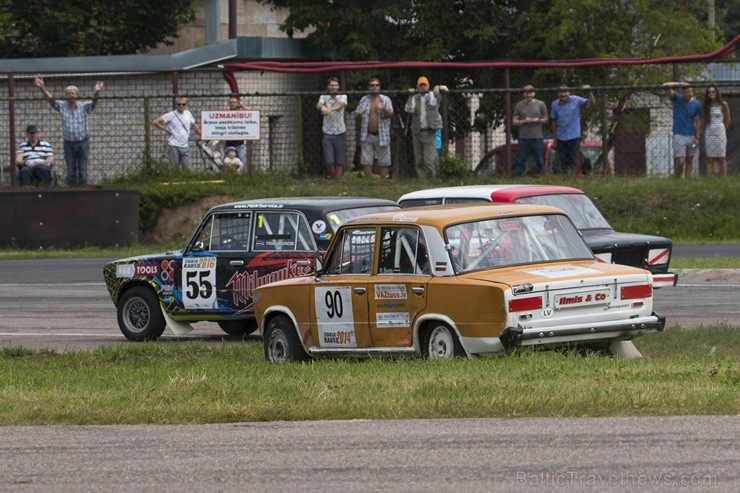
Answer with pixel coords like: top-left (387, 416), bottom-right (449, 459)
top-left (579, 229), bottom-right (672, 253)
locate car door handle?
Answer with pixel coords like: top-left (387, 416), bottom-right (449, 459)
top-left (230, 260), bottom-right (244, 266)
top-left (412, 287), bottom-right (425, 295)
top-left (354, 287), bottom-right (366, 295)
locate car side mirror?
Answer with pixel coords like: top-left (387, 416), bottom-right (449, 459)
top-left (191, 241), bottom-right (205, 252)
top-left (314, 252), bottom-right (325, 280)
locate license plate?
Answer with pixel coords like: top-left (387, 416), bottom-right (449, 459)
top-left (554, 289), bottom-right (611, 308)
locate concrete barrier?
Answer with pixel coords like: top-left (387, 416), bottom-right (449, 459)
top-left (0, 188), bottom-right (138, 248)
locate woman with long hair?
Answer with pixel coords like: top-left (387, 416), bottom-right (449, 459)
top-left (702, 86), bottom-right (731, 176)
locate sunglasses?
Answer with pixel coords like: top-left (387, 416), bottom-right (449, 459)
top-left (369, 83), bottom-right (380, 87)
top-left (707, 90), bottom-right (716, 94)
top-left (176, 102), bottom-right (188, 107)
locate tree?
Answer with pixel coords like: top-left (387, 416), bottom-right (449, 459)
top-left (0, 0), bottom-right (196, 57)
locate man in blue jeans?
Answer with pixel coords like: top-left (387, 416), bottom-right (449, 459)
top-left (34, 76), bottom-right (103, 186)
top-left (550, 84), bottom-right (595, 174)
top-left (513, 85), bottom-right (548, 176)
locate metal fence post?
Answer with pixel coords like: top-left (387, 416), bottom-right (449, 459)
top-left (599, 88), bottom-right (610, 175)
top-left (144, 96), bottom-right (152, 169)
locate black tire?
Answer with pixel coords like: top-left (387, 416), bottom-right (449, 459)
top-left (422, 322), bottom-right (465, 359)
top-left (218, 318), bottom-right (258, 336)
top-left (117, 286), bottom-right (166, 341)
top-left (263, 315), bottom-right (308, 364)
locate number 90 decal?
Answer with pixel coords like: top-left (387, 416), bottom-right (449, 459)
top-left (315, 286), bottom-right (356, 347)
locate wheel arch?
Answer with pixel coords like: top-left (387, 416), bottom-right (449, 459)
top-left (413, 314), bottom-right (470, 358)
top-left (115, 279), bottom-right (161, 307)
top-left (261, 306), bottom-right (306, 346)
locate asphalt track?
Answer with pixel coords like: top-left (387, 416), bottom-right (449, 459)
top-left (0, 254), bottom-right (737, 492)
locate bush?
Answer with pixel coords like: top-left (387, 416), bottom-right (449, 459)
top-left (438, 154), bottom-right (469, 179)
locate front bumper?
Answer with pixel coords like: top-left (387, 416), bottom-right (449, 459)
top-left (501, 312), bottom-right (666, 349)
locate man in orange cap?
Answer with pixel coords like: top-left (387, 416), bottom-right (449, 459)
top-left (406, 76), bottom-right (443, 179)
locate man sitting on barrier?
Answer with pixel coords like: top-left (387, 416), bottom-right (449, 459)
top-left (16, 124), bottom-right (54, 186)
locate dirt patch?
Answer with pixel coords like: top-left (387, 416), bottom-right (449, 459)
top-left (140, 195), bottom-right (233, 245)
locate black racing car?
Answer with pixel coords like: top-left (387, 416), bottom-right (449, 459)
top-left (103, 197), bottom-right (400, 341)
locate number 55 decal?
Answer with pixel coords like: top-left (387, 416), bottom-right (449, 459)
top-left (182, 257), bottom-right (217, 309)
top-left (315, 286), bottom-right (356, 347)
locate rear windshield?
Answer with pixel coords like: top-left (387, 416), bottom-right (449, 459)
top-left (325, 205), bottom-right (399, 232)
top-left (514, 194), bottom-right (611, 230)
top-left (445, 214), bottom-right (593, 273)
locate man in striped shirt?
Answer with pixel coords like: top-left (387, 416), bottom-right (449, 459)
top-left (34, 76), bottom-right (103, 186)
top-left (15, 124), bottom-right (54, 186)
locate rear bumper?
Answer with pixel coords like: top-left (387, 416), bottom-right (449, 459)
top-left (652, 272), bottom-right (678, 288)
top-left (501, 312), bottom-right (666, 348)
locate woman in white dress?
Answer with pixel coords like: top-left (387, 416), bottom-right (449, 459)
top-left (702, 86), bottom-right (731, 176)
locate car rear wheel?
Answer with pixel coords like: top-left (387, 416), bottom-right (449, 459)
top-left (117, 286), bottom-right (166, 341)
top-left (218, 318), bottom-right (258, 336)
top-left (264, 315), bottom-right (307, 364)
top-left (423, 322), bottom-right (464, 359)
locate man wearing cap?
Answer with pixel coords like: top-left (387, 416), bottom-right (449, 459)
top-left (34, 76), bottom-right (103, 186)
top-left (406, 76), bottom-right (443, 179)
top-left (15, 124), bottom-right (54, 186)
top-left (550, 84), bottom-right (595, 174)
top-left (513, 85), bottom-right (548, 176)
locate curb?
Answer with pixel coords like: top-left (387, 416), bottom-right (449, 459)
top-left (674, 268), bottom-right (740, 284)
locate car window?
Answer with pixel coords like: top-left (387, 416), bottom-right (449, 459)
top-left (476, 152), bottom-right (500, 177)
top-left (325, 205), bottom-right (399, 232)
top-left (325, 228), bottom-right (376, 275)
top-left (445, 198), bottom-right (491, 205)
top-left (399, 198), bottom-right (443, 208)
top-left (445, 214), bottom-right (593, 273)
top-left (253, 212), bottom-right (314, 251)
top-left (378, 227), bottom-right (430, 275)
top-left (193, 213), bottom-right (251, 253)
top-left (514, 194), bottom-right (611, 230)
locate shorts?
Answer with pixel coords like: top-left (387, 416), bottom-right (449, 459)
top-left (361, 133), bottom-right (391, 166)
top-left (322, 132), bottom-right (347, 166)
top-left (672, 134), bottom-right (698, 158)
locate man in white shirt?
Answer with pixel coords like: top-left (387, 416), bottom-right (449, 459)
top-left (153, 97), bottom-right (202, 169)
top-left (316, 77), bottom-right (347, 178)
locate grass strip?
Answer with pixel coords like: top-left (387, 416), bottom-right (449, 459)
top-left (0, 326), bottom-right (736, 426)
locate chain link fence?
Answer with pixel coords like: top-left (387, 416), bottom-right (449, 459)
top-left (3, 81), bottom-right (738, 186)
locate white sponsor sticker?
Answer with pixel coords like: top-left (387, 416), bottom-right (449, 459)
top-left (312, 220), bottom-right (327, 234)
top-left (555, 289), bottom-right (611, 308)
top-left (116, 264), bottom-right (135, 278)
top-left (374, 284), bottom-right (408, 300)
top-left (315, 286), bottom-right (356, 347)
top-left (182, 257), bottom-right (217, 309)
top-left (522, 265), bottom-right (602, 279)
top-left (376, 312), bottom-right (410, 328)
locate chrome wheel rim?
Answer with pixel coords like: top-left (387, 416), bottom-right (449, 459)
top-left (267, 329), bottom-right (288, 364)
top-left (428, 326), bottom-right (455, 359)
top-left (123, 298), bottom-right (149, 334)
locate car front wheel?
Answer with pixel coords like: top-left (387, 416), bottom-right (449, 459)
top-left (423, 322), bottom-right (464, 359)
top-left (117, 286), bottom-right (166, 341)
top-left (263, 315), bottom-right (307, 364)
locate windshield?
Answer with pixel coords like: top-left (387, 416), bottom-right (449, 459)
top-left (513, 194), bottom-right (611, 230)
top-left (445, 214), bottom-right (593, 274)
top-left (325, 205), bottom-right (399, 232)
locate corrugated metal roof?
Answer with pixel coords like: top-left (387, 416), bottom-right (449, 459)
top-left (0, 37), bottom-right (334, 74)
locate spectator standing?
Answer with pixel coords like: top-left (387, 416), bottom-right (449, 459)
top-left (153, 97), bottom-right (202, 169)
top-left (513, 85), bottom-right (548, 176)
top-left (702, 86), bottom-right (731, 177)
top-left (550, 84), bottom-right (595, 174)
top-left (316, 77), bottom-right (348, 178)
top-left (34, 76), bottom-right (103, 186)
top-left (223, 146), bottom-right (245, 174)
top-left (405, 76), bottom-right (443, 179)
top-left (225, 95), bottom-right (251, 174)
top-left (356, 77), bottom-right (394, 179)
top-left (663, 82), bottom-right (702, 178)
top-left (16, 124), bottom-right (54, 186)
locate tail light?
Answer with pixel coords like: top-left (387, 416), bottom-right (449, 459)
top-left (621, 284), bottom-right (652, 300)
top-left (509, 296), bottom-right (543, 312)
